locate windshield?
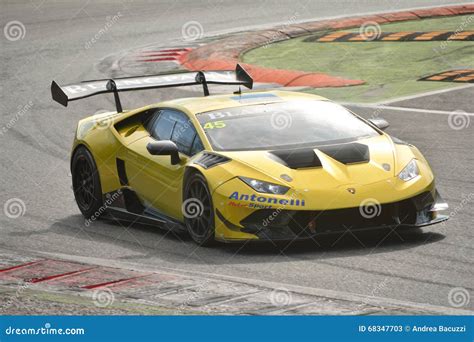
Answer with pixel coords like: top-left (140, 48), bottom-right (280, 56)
top-left (197, 100), bottom-right (379, 151)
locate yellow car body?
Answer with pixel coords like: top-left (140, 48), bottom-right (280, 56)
top-left (70, 90), bottom-right (448, 243)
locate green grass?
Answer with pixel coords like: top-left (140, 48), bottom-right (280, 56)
top-left (243, 15), bottom-right (474, 103)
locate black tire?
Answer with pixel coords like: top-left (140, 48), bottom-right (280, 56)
top-left (183, 172), bottom-right (215, 246)
top-left (71, 146), bottom-right (103, 219)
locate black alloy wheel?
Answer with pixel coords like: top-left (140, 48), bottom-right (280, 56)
top-left (71, 146), bottom-right (103, 219)
top-left (183, 172), bottom-right (215, 246)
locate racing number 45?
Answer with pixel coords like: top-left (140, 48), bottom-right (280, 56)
top-left (204, 121), bottom-right (226, 129)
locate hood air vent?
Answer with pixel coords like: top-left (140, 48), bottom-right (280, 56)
top-left (269, 143), bottom-right (370, 169)
top-left (318, 143), bottom-right (370, 164)
top-left (269, 149), bottom-right (322, 169)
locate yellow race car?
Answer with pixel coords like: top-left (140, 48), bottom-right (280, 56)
top-left (51, 64), bottom-right (448, 245)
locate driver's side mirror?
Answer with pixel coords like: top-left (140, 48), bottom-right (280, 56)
top-left (146, 140), bottom-right (181, 165)
top-left (368, 117), bottom-right (389, 131)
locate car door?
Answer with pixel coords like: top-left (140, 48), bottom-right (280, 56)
top-left (124, 108), bottom-right (204, 220)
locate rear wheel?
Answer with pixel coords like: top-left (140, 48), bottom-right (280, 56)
top-left (183, 172), bottom-right (215, 246)
top-left (71, 146), bottom-right (103, 219)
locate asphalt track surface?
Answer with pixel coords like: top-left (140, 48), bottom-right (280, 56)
top-left (1, 1), bottom-right (473, 311)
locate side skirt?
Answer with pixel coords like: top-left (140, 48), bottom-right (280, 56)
top-left (100, 188), bottom-right (186, 233)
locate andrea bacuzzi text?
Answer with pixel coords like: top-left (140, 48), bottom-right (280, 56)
top-left (411, 325), bottom-right (467, 333)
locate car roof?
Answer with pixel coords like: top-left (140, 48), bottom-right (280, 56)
top-left (155, 90), bottom-right (329, 115)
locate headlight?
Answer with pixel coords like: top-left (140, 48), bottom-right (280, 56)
top-left (398, 159), bottom-right (419, 181)
top-left (239, 177), bottom-right (289, 195)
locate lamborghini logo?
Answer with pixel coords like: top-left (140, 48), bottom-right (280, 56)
top-left (347, 188), bottom-right (356, 194)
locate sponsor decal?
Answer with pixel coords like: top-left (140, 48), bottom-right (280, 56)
top-left (228, 191), bottom-right (305, 208)
top-left (62, 71), bottom-right (237, 96)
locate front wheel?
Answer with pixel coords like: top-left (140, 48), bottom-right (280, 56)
top-left (182, 173), bottom-right (215, 246)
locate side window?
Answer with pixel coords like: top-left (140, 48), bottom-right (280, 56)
top-left (172, 117), bottom-right (196, 155)
top-left (190, 136), bottom-right (204, 155)
top-left (150, 110), bottom-right (175, 140)
top-left (150, 109), bottom-right (204, 156)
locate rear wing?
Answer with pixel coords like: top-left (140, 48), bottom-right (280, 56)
top-left (51, 64), bottom-right (253, 112)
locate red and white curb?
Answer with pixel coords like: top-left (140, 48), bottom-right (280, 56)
top-left (1, 250), bottom-right (471, 315)
top-left (104, 4), bottom-right (474, 89)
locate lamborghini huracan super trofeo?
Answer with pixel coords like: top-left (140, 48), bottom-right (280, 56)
top-left (51, 64), bottom-right (449, 245)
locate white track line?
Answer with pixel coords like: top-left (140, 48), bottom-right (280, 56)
top-left (344, 104), bottom-right (474, 116)
top-left (377, 84), bottom-right (474, 105)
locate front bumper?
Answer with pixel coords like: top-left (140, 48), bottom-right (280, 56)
top-left (215, 189), bottom-right (449, 242)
